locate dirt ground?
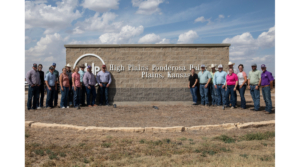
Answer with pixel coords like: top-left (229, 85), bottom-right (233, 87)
top-left (25, 93), bottom-right (275, 127)
top-left (25, 125), bottom-right (275, 167)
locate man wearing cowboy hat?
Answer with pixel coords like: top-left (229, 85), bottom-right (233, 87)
top-left (260, 64), bottom-right (274, 114)
top-left (65, 63), bottom-right (73, 107)
top-left (209, 64), bottom-right (217, 106)
top-left (78, 64), bottom-right (87, 106)
top-left (213, 64), bottom-right (227, 107)
top-left (83, 65), bottom-right (97, 107)
top-left (46, 63), bottom-right (59, 107)
top-left (248, 63), bottom-right (262, 111)
top-left (96, 64), bottom-right (112, 106)
top-left (227, 61), bottom-right (238, 106)
top-left (198, 64), bottom-right (212, 106)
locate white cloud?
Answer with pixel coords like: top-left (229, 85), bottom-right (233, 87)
top-left (219, 14), bottom-right (225, 19)
top-left (81, 0), bottom-right (119, 13)
top-left (194, 16), bottom-right (212, 24)
top-left (73, 12), bottom-right (123, 34)
top-left (25, 0), bottom-right (82, 34)
top-left (138, 33), bottom-right (170, 44)
top-left (25, 36), bottom-right (37, 44)
top-left (194, 16), bottom-right (206, 23)
top-left (132, 0), bottom-right (164, 15)
top-left (99, 25), bottom-right (144, 44)
top-left (177, 30), bottom-right (198, 44)
top-left (138, 33), bottom-right (160, 43)
top-left (222, 26), bottom-right (275, 57)
top-left (25, 33), bottom-right (68, 75)
top-left (156, 38), bottom-right (170, 44)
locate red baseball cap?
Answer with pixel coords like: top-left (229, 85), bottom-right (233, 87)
top-left (102, 65), bottom-right (106, 68)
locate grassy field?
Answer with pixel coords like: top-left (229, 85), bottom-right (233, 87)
top-left (25, 126), bottom-right (275, 167)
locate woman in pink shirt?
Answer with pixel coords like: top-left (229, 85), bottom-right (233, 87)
top-left (59, 68), bottom-right (70, 109)
top-left (225, 68), bottom-right (238, 108)
top-left (72, 67), bottom-right (81, 109)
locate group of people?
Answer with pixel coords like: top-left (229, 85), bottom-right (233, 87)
top-left (188, 62), bottom-right (274, 114)
top-left (26, 63), bottom-right (112, 110)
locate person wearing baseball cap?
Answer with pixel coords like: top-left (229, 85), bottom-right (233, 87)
top-left (26, 63), bottom-right (41, 110)
top-left (45, 66), bottom-right (57, 109)
top-left (248, 63), bottom-right (262, 111)
top-left (260, 64), bottom-right (274, 114)
top-left (65, 63), bottom-right (73, 107)
top-left (78, 64), bottom-right (87, 106)
top-left (96, 64), bottom-right (112, 106)
top-left (83, 65), bottom-right (97, 107)
top-left (209, 64), bottom-right (217, 106)
top-left (198, 64), bottom-right (212, 107)
top-left (213, 64), bottom-right (227, 107)
top-left (46, 63), bottom-right (59, 107)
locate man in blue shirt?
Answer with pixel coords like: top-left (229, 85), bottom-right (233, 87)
top-left (78, 64), bottom-right (87, 106)
top-left (198, 65), bottom-right (212, 106)
top-left (46, 63), bottom-right (59, 107)
top-left (45, 66), bottom-right (57, 109)
top-left (213, 64), bottom-right (227, 106)
top-left (96, 65), bottom-right (112, 106)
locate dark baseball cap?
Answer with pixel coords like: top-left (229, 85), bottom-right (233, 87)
top-left (52, 63), bottom-right (56, 66)
top-left (261, 64), bottom-right (266, 68)
top-left (87, 65), bottom-right (92, 69)
top-left (49, 66), bottom-right (54, 70)
top-left (33, 63), bottom-right (37, 67)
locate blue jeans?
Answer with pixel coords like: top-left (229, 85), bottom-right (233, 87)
top-left (60, 86), bottom-right (69, 108)
top-left (262, 86), bottom-right (272, 113)
top-left (67, 85), bottom-right (73, 106)
top-left (36, 85), bottom-right (45, 108)
top-left (99, 83), bottom-right (109, 105)
top-left (199, 84), bottom-right (209, 105)
top-left (86, 85), bottom-right (96, 106)
top-left (190, 86), bottom-right (198, 103)
top-left (216, 85), bottom-right (226, 106)
top-left (73, 86), bottom-right (81, 107)
top-left (226, 85), bottom-right (236, 107)
top-left (210, 84), bottom-right (217, 105)
top-left (54, 85), bottom-right (58, 106)
top-left (238, 85), bottom-right (246, 109)
top-left (80, 84), bottom-right (86, 105)
top-left (46, 86), bottom-right (55, 108)
top-left (27, 85), bottom-right (39, 110)
top-left (250, 85), bottom-right (260, 110)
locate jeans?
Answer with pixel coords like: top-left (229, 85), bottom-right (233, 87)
top-left (210, 84), bottom-right (217, 105)
top-left (216, 85), bottom-right (226, 106)
top-left (67, 85), bottom-right (73, 106)
top-left (80, 84), bottom-right (86, 105)
top-left (60, 86), bottom-right (69, 108)
top-left (54, 85), bottom-right (58, 106)
top-left (27, 85), bottom-right (39, 110)
top-left (86, 85), bottom-right (96, 106)
top-left (199, 84), bottom-right (209, 105)
top-left (36, 85), bottom-right (45, 108)
top-left (226, 85), bottom-right (236, 107)
top-left (250, 85), bottom-right (260, 111)
top-left (238, 85), bottom-right (246, 109)
top-left (190, 86), bottom-right (198, 103)
top-left (46, 86), bottom-right (55, 108)
top-left (72, 86), bottom-right (81, 107)
top-left (262, 86), bottom-right (272, 113)
top-left (99, 83), bottom-right (109, 105)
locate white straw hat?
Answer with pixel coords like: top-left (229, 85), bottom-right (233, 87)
top-left (228, 61), bottom-right (235, 66)
top-left (210, 64), bottom-right (217, 68)
top-left (66, 63), bottom-right (71, 67)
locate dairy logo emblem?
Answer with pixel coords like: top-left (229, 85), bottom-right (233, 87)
top-left (73, 53), bottom-right (105, 75)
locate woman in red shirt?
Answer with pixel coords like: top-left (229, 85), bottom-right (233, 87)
top-left (225, 68), bottom-right (238, 108)
top-left (72, 67), bottom-right (81, 109)
top-left (59, 68), bottom-right (70, 109)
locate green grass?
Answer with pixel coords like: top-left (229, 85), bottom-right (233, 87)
top-left (240, 154), bottom-right (248, 158)
top-left (178, 137), bottom-right (187, 141)
top-left (241, 131), bottom-right (275, 141)
top-left (59, 152), bottom-right (66, 157)
top-left (49, 153), bottom-right (58, 160)
top-left (25, 132), bottom-right (30, 138)
top-left (83, 157), bottom-right (89, 163)
top-left (214, 135), bottom-right (236, 143)
top-left (139, 139), bottom-right (145, 144)
top-left (34, 149), bottom-right (45, 156)
top-left (101, 143), bottom-right (112, 148)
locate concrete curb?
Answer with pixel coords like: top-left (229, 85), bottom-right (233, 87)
top-left (25, 120), bottom-right (275, 133)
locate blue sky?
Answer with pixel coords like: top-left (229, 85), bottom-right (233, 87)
top-left (25, 0), bottom-right (275, 76)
